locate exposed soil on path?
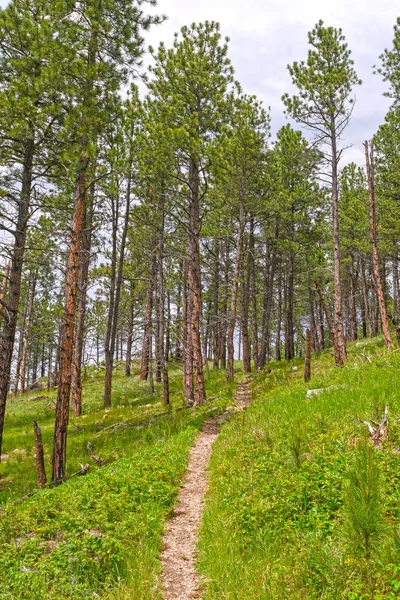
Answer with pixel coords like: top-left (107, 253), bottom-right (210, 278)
top-left (161, 380), bottom-right (251, 600)
top-left (161, 417), bottom-right (219, 599)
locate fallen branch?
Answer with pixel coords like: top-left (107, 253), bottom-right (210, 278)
top-left (86, 442), bottom-right (107, 466)
top-left (362, 404), bottom-right (388, 449)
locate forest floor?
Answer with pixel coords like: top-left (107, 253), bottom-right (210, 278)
top-left (1, 339), bottom-right (400, 599)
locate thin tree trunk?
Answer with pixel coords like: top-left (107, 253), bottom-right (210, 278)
top-left (315, 281), bottom-right (337, 355)
top-left (182, 259), bottom-right (194, 405)
top-left (125, 282), bottom-right (135, 377)
top-left (0, 138), bottom-right (34, 461)
top-left (71, 182), bottom-right (94, 416)
top-left (364, 140), bottom-right (392, 349)
top-left (304, 329), bottom-right (312, 383)
top-left (220, 240), bottom-right (230, 370)
top-left (227, 209), bottom-right (245, 383)
top-left (20, 274), bottom-right (37, 395)
top-left (331, 129), bottom-right (347, 365)
top-left (52, 149), bottom-right (89, 483)
top-left (241, 233), bottom-right (251, 373)
top-left (259, 239), bottom-right (277, 368)
top-left (393, 255), bottom-right (399, 325)
top-left (275, 269), bottom-right (282, 361)
top-left (33, 421), bottom-right (47, 489)
top-left (158, 188), bottom-right (169, 406)
top-left (104, 166), bottom-right (132, 407)
top-left (212, 239), bottom-right (220, 370)
top-left (0, 262), bottom-right (10, 323)
top-left (249, 217), bottom-right (258, 369)
top-left (285, 254), bottom-right (295, 361)
top-left (140, 256), bottom-right (155, 381)
top-left (188, 158), bottom-right (205, 405)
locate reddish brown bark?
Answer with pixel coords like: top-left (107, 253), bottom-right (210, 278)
top-left (52, 156), bottom-right (88, 484)
top-left (364, 140), bottom-right (392, 349)
top-left (71, 183), bottom-right (94, 416)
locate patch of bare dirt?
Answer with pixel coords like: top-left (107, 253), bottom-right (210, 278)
top-left (161, 418), bottom-right (219, 599)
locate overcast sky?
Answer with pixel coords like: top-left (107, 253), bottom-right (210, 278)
top-left (1, 0), bottom-right (397, 165)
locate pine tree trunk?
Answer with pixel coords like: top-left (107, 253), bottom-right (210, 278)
top-left (104, 167), bottom-right (132, 407)
top-left (249, 217), bottom-right (259, 369)
top-left (364, 140), bottom-right (392, 349)
top-left (140, 257), bottom-right (155, 381)
top-left (393, 255), bottom-right (399, 325)
top-left (52, 150), bottom-right (89, 484)
top-left (125, 283), bottom-right (135, 377)
top-left (220, 241), bottom-right (230, 369)
top-left (285, 254), bottom-right (295, 361)
top-left (20, 275), bottom-right (37, 395)
top-left (182, 259), bottom-right (194, 405)
top-left (275, 269), bottom-right (282, 361)
top-left (158, 188), bottom-right (169, 406)
top-left (212, 239), bottom-right (220, 369)
top-left (241, 235), bottom-right (251, 373)
top-left (71, 183), bottom-right (93, 416)
top-left (259, 240), bottom-right (277, 368)
top-left (315, 281), bottom-right (337, 355)
top-left (188, 158), bottom-right (205, 405)
top-left (227, 209), bottom-right (245, 383)
top-left (331, 128), bottom-right (346, 365)
top-left (0, 138), bottom-right (34, 461)
top-left (33, 421), bottom-right (47, 489)
top-left (304, 329), bottom-right (312, 383)
top-left (0, 262), bottom-right (10, 324)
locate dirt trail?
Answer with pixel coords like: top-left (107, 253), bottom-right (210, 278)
top-left (161, 380), bottom-right (251, 600)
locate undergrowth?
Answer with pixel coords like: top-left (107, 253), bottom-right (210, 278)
top-left (198, 338), bottom-right (400, 599)
top-left (0, 362), bottom-right (234, 599)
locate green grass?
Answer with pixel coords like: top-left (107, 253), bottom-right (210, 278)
top-left (198, 339), bottom-right (400, 599)
top-left (0, 362), bottom-right (235, 599)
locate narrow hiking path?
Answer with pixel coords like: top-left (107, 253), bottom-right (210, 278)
top-left (161, 379), bottom-right (251, 600)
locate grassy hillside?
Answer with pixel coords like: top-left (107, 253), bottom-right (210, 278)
top-left (198, 338), bottom-right (400, 599)
top-left (0, 364), bottom-right (234, 599)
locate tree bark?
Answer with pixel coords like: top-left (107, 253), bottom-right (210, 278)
top-left (125, 282), bottom-right (135, 377)
top-left (331, 128), bottom-right (347, 366)
top-left (52, 151), bottom-right (88, 484)
top-left (249, 217), bottom-right (259, 370)
top-left (315, 281), bottom-right (337, 356)
top-left (241, 233), bottom-right (251, 373)
top-left (364, 140), bottom-right (392, 349)
top-left (71, 182), bottom-right (94, 416)
top-left (0, 262), bottom-right (10, 323)
top-left (182, 259), bottom-right (194, 405)
top-left (140, 256), bottom-right (155, 381)
top-left (104, 165), bottom-right (132, 407)
top-left (0, 138), bottom-right (34, 462)
top-left (188, 158), bottom-right (205, 405)
top-left (304, 329), bottom-right (312, 383)
top-left (227, 208), bottom-right (245, 383)
top-left (33, 421), bottom-right (47, 489)
top-left (20, 274), bottom-right (37, 395)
